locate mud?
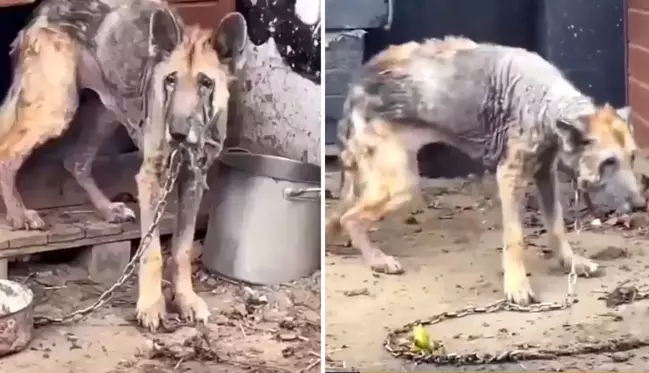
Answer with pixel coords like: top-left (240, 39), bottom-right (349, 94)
top-left (0, 243), bottom-right (321, 373)
top-left (325, 168), bottom-right (649, 372)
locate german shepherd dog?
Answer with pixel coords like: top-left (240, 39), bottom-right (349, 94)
top-left (326, 37), bottom-right (645, 306)
top-left (0, 0), bottom-right (247, 330)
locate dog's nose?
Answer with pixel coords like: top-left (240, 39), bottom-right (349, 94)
top-left (169, 130), bottom-right (187, 141)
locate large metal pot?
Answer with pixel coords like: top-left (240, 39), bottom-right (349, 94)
top-left (0, 279), bottom-right (34, 356)
top-left (202, 149), bottom-right (321, 285)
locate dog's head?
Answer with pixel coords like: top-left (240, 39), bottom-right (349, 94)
top-left (147, 10), bottom-right (247, 151)
top-left (557, 104), bottom-right (645, 212)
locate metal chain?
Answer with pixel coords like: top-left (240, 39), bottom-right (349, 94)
top-left (33, 148), bottom-right (183, 328)
top-left (573, 186), bottom-right (582, 233)
top-left (382, 180), bottom-right (649, 365)
top-left (384, 246), bottom-right (587, 365)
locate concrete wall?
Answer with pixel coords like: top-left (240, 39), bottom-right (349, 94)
top-left (230, 0), bottom-right (322, 166)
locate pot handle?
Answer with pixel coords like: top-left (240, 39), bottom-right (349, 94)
top-left (224, 147), bottom-right (251, 154)
top-left (282, 187), bottom-right (321, 202)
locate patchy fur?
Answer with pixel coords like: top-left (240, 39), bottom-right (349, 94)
top-left (0, 0), bottom-right (248, 331)
top-left (328, 36), bottom-right (644, 305)
top-left (0, 27), bottom-right (78, 159)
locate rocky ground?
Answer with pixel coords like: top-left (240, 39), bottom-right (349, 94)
top-left (0, 240), bottom-right (321, 373)
top-left (325, 168), bottom-right (649, 372)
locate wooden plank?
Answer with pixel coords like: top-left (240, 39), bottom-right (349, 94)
top-left (172, 0), bottom-right (235, 30)
top-left (0, 0), bottom-right (35, 7)
top-left (325, 0), bottom-right (389, 30)
top-left (0, 259), bottom-right (6, 279)
top-left (0, 203), bottom-right (208, 259)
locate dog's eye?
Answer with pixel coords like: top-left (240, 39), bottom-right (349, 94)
top-left (599, 157), bottom-right (619, 175)
top-left (165, 73), bottom-right (177, 88)
top-left (198, 74), bottom-right (214, 90)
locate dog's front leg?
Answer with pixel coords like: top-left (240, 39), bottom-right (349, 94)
top-left (135, 152), bottom-right (167, 331)
top-left (497, 150), bottom-right (535, 305)
top-left (170, 162), bottom-right (209, 323)
top-left (534, 164), bottom-right (599, 276)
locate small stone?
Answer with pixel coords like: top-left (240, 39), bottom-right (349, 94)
top-left (233, 303), bottom-right (248, 317)
top-left (590, 218), bottom-right (602, 227)
top-left (214, 314), bottom-right (230, 325)
top-left (205, 278), bottom-right (218, 287)
top-left (404, 216), bottom-right (419, 225)
top-left (264, 309), bottom-right (289, 323)
top-left (279, 316), bottom-right (296, 330)
top-left (343, 288), bottom-right (369, 297)
top-left (627, 214), bottom-right (649, 229)
top-left (610, 351), bottom-right (630, 362)
top-left (278, 332), bottom-right (298, 341)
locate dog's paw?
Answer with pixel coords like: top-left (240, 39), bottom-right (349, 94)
top-left (175, 290), bottom-right (210, 324)
top-left (7, 209), bottom-right (46, 230)
top-left (101, 202), bottom-right (136, 223)
top-left (504, 270), bottom-right (536, 306)
top-left (136, 292), bottom-right (166, 332)
top-left (369, 252), bottom-right (404, 274)
top-left (560, 255), bottom-right (601, 277)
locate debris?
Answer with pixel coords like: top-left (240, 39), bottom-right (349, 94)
top-left (278, 332), bottom-right (298, 341)
top-left (404, 216), bottom-right (419, 225)
top-left (343, 288), bottom-right (369, 297)
top-left (590, 246), bottom-right (628, 261)
top-left (610, 351), bottom-right (631, 362)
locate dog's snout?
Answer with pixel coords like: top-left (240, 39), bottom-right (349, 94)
top-left (168, 118), bottom-right (191, 142)
top-left (170, 130), bottom-right (187, 141)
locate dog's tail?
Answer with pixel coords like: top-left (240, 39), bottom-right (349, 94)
top-left (0, 25), bottom-right (78, 160)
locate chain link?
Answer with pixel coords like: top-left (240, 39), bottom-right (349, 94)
top-left (573, 187), bottom-right (582, 233)
top-left (384, 254), bottom-right (591, 365)
top-left (32, 148), bottom-right (184, 328)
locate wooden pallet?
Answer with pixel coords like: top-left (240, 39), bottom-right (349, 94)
top-left (0, 203), bottom-right (208, 282)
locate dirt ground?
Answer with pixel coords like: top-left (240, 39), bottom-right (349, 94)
top-left (325, 168), bottom-right (649, 372)
top-left (0, 241), bottom-right (321, 373)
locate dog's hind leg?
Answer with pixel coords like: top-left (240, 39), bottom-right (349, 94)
top-left (0, 27), bottom-right (78, 230)
top-left (339, 120), bottom-right (416, 274)
top-left (0, 157), bottom-right (45, 229)
top-left (497, 146), bottom-right (535, 305)
top-left (534, 162), bottom-right (599, 277)
top-left (170, 162), bottom-right (209, 323)
top-left (63, 99), bottom-right (136, 223)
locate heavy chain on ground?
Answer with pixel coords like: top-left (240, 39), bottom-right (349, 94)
top-left (384, 190), bottom-right (649, 366)
top-left (32, 148), bottom-right (183, 328)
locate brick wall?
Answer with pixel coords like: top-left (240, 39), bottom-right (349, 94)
top-left (628, 0), bottom-right (649, 149)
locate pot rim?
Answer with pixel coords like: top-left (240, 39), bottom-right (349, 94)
top-left (219, 152), bottom-right (321, 184)
top-left (0, 279), bottom-right (34, 319)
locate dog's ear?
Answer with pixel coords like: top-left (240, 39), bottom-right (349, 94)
top-left (615, 106), bottom-right (631, 123)
top-left (556, 118), bottom-right (590, 152)
top-left (213, 12), bottom-right (248, 71)
top-left (149, 9), bottom-right (183, 57)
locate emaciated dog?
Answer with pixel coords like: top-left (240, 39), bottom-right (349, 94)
top-left (326, 36), bottom-right (645, 306)
top-left (0, 0), bottom-right (247, 330)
